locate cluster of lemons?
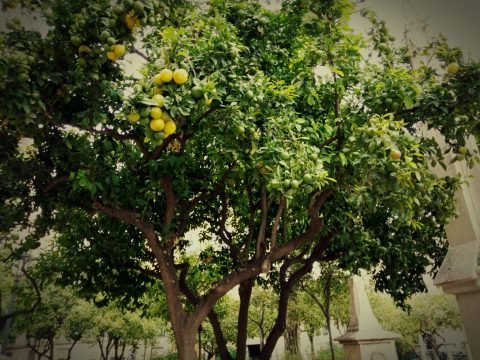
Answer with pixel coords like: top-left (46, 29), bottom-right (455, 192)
top-left (127, 68), bottom-right (190, 138)
top-left (106, 44), bottom-right (126, 61)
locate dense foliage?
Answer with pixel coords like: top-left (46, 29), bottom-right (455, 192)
top-left (1, 0), bottom-right (479, 358)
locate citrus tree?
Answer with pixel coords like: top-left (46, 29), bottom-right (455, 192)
top-left (1, 0), bottom-right (480, 359)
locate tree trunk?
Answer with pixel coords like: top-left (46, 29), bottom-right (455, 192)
top-left (308, 332), bottom-right (314, 359)
top-left (66, 339), bottom-right (78, 360)
top-left (113, 337), bottom-right (119, 360)
top-left (207, 311), bottom-right (233, 360)
top-left (285, 322), bottom-right (299, 356)
top-left (176, 328), bottom-right (198, 360)
top-left (326, 318), bottom-right (335, 360)
top-left (48, 337), bottom-right (54, 360)
top-left (198, 326), bottom-right (202, 360)
top-left (260, 281), bottom-right (290, 360)
top-left (236, 279), bottom-right (254, 360)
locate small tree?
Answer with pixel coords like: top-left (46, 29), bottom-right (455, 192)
top-left (248, 288), bottom-right (278, 351)
top-left (61, 300), bottom-right (98, 360)
top-left (12, 286), bottom-right (76, 360)
top-left (0, 235), bottom-right (41, 335)
top-left (299, 264), bottom-right (350, 360)
top-left (86, 303), bottom-right (163, 360)
top-left (199, 296), bottom-right (239, 360)
top-left (370, 291), bottom-right (462, 359)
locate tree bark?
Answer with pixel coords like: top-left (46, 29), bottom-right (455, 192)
top-left (236, 279), bottom-right (254, 360)
top-left (65, 339), bottom-right (78, 360)
top-left (260, 230), bottom-right (335, 360)
top-left (324, 275), bottom-right (335, 360)
top-left (284, 321), bottom-right (299, 356)
top-left (48, 337), bottom-right (54, 360)
top-left (326, 316), bottom-right (335, 360)
top-left (176, 329), bottom-right (198, 360)
top-left (308, 332), bottom-right (314, 359)
top-left (207, 312), bottom-right (233, 360)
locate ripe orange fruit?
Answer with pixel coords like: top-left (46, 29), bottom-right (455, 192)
top-left (173, 69), bottom-right (188, 84)
top-left (125, 10), bottom-right (138, 30)
top-left (150, 119), bottom-right (165, 131)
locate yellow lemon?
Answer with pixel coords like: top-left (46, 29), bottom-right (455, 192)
top-left (153, 73), bottom-right (163, 85)
top-left (173, 68), bottom-right (188, 84)
top-left (161, 111), bottom-right (172, 121)
top-left (159, 69), bottom-right (173, 83)
top-left (106, 51), bottom-right (117, 61)
top-left (163, 120), bottom-right (176, 136)
top-left (127, 112), bottom-right (140, 122)
top-left (447, 62), bottom-right (460, 74)
top-left (150, 107), bottom-right (162, 119)
top-left (113, 44), bottom-right (126, 57)
top-left (152, 94), bottom-right (165, 107)
top-left (150, 119), bottom-right (165, 131)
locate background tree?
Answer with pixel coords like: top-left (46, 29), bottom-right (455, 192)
top-left (2, 0), bottom-right (480, 359)
top-left (248, 288), bottom-right (278, 351)
top-left (370, 291), bottom-right (462, 359)
top-left (198, 296), bottom-right (239, 360)
top-left (61, 300), bottom-right (98, 360)
top-left (85, 303), bottom-right (162, 360)
top-left (0, 234), bottom-right (41, 337)
top-left (299, 263), bottom-right (350, 360)
top-left (12, 286), bottom-right (77, 360)
top-left (295, 291), bottom-right (325, 359)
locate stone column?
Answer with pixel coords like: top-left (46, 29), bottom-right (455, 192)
top-left (335, 275), bottom-right (400, 360)
top-left (433, 150), bottom-right (480, 360)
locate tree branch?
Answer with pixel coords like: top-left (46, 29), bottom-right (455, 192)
top-left (177, 163), bottom-right (235, 235)
top-left (255, 185), bottom-right (268, 259)
top-left (131, 46), bottom-right (150, 62)
top-left (43, 175), bottom-right (69, 193)
top-left (270, 196), bottom-right (286, 249)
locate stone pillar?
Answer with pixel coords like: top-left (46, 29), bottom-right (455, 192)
top-left (335, 275), bottom-right (400, 360)
top-left (433, 143), bottom-right (480, 360)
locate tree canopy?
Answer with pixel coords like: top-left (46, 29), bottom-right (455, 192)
top-left (1, 0), bottom-right (479, 358)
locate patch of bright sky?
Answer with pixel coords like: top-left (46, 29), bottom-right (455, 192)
top-left (259, 0), bottom-right (480, 60)
top-left (351, 0), bottom-right (480, 60)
